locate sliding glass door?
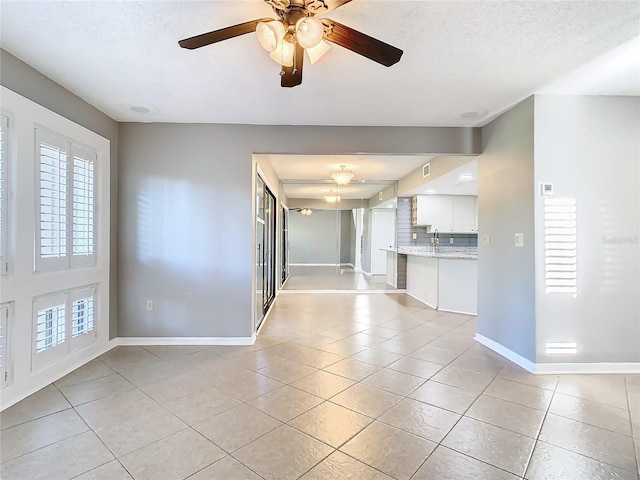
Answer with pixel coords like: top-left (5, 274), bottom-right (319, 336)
top-left (256, 174), bottom-right (276, 330)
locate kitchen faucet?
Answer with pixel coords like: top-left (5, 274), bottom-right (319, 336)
top-left (433, 229), bottom-right (439, 252)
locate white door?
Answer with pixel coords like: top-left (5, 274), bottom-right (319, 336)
top-left (370, 209), bottom-right (396, 275)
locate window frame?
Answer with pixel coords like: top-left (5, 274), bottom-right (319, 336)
top-left (35, 129), bottom-right (97, 272)
top-left (0, 114), bottom-right (9, 276)
top-left (0, 303), bottom-right (9, 389)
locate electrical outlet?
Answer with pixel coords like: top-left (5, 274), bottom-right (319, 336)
top-left (431, 237), bottom-right (435, 244)
top-left (483, 234), bottom-right (491, 246)
top-left (412, 233), bottom-right (417, 240)
top-left (146, 300), bottom-right (154, 311)
top-left (449, 237), bottom-right (454, 244)
top-left (515, 233), bottom-right (524, 247)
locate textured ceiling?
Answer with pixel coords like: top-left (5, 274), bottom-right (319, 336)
top-left (1, 0), bottom-right (639, 127)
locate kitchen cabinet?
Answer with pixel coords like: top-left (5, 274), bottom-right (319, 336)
top-left (412, 194), bottom-right (477, 233)
top-left (412, 195), bottom-right (453, 231)
top-left (452, 195), bottom-right (478, 233)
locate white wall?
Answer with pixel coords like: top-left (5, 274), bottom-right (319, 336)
top-left (534, 95), bottom-right (640, 365)
top-left (370, 209), bottom-right (396, 274)
top-left (0, 87), bottom-right (112, 409)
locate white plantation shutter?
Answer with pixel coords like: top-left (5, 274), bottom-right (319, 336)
top-left (544, 198), bottom-right (578, 295)
top-left (32, 287), bottom-right (98, 370)
top-left (0, 304), bottom-right (8, 389)
top-left (36, 130), bottom-right (97, 270)
top-left (69, 286), bottom-right (96, 351)
top-left (37, 130), bottom-right (68, 270)
top-left (70, 145), bottom-right (96, 266)
top-left (0, 115), bottom-right (8, 275)
top-left (33, 293), bottom-right (67, 369)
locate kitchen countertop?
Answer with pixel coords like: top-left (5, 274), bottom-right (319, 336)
top-left (389, 246), bottom-right (478, 260)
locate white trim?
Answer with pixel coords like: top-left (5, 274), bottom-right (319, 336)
top-left (289, 263), bottom-right (344, 267)
top-left (534, 362), bottom-right (640, 375)
top-left (117, 336), bottom-right (256, 346)
top-left (475, 333), bottom-right (536, 373)
top-left (475, 334), bottom-right (640, 374)
top-left (279, 289), bottom-right (407, 294)
top-left (405, 291), bottom-right (437, 310)
top-left (439, 307), bottom-right (477, 316)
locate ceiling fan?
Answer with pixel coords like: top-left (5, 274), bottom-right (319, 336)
top-left (178, 0), bottom-right (403, 88)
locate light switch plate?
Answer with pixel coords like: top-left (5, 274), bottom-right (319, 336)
top-left (515, 233), bottom-right (524, 247)
top-left (449, 237), bottom-right (454, 244)
top-left (483, 234), bottom-right (491, 246)
top-left (146, 300), bottom-right (154, 311)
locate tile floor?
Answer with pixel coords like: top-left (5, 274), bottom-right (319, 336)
top-left (1, 292), bottom-right (639, 480)
top-left (283, 266), bottom-right (395, 291)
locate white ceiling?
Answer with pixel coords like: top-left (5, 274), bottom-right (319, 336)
top-left (1, 0), bottom-right (639, 128)
top-left (258, 153), bottom-right (432, 199)
top-left (2, 1), bottom-right (638, 202)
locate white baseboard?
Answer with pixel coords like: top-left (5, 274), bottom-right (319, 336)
top-left (289, 263), bottom-right (341, 267)
top-left (475, 334), bottom-right (536, 373)
top-left (533, 362), bottom-right (640, 375)
top-left (439, 307), bottom-right (477, 316)
top-left (475, 334), bottom-right (640, 374)
top-left (278, 289), bottom-right (406, 294)
top-left (405, 292), bottom-right (437, 310)
top-left (118, 336), bottom-right (256, 346)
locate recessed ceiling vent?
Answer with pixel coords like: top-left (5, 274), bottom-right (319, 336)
top-left (423, 163), bottom-right (431, 178)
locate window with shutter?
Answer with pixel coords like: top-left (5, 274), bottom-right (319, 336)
top-left (69, 286), bottom-right (96, 351)
top-left (36, 130), bottom-right (97, 271)
top-left (0, 304), bottom-right (8, 389)
top-left (71, 146), bottom-right (96, 266)
top-left (32, 286), bottom-right (97, 370)
top-left (0, 115), bottom-right (8, 276)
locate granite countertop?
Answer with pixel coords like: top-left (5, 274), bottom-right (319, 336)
top-left (395, 246), bottom-right (478, 260)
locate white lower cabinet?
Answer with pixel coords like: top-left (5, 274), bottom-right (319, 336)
top-left (406, 254), bottom-right (477, 315)
top-left (406, 256), bottom-right (439, 309)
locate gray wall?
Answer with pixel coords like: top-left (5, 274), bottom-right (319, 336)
top-left (534, 95), bottom-right (640, 363)
top-left (289, 210), bottom-right (354, 265)
top-left (1, 49), bottom-right (120, 339)
top-left (340, 210), bottom-right (354, 265)
top-left (289, 210), bottom-right (339, 264)
top-left (118, 123), bottom-right (480, 338)
top-left (477, 97), bottom-right (536, 362)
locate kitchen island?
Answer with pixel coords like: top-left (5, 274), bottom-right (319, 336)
top-left (399, 246), bottom-right (477, 315)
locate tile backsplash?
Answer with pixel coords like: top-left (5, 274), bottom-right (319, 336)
top-left (396, 197), bottom-right (478, 247)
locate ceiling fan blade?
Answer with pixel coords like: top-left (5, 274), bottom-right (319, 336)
top-left (179, 18), bottom-right (274, 50)
top-left (281, 43), bottom-right (304, 88)
top-left (322, 19), bottom-right (403, 67)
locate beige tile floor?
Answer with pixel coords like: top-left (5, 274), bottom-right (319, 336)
top-left (283, 266), bottom-right (395, 291)
top-left (1, 293), bottom-right (639, 480)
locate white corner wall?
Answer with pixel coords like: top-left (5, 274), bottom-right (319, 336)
top-left (534, 95), bottom-right (640, 366)
top-left (0, 87), bottom-right (113, 409)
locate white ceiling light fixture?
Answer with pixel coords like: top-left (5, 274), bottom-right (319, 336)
top-left (305, 40), bottom-right (331, 64)
top-left (256, 20), bottom-right (285, 52)
top-left (331, 165), bottom-right (354, 185)
top-left (299, 208), bottom-right (313, 215)
top-left (295, 17), bottom-right (324, 49)
top-left (323, 189), bottom-right (341, 203)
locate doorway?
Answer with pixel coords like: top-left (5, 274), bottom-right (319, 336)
top-left (256, 174), bottom-right (276, 331)
top-left (281, 204), bottom-right (289, 286)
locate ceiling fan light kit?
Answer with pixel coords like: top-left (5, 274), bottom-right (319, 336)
top-left (178, 0), bottom-right (403, 88)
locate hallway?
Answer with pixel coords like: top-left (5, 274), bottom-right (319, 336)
top-left (1, 293), bottom-right (639, 479)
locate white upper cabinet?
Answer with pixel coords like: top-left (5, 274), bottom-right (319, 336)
top-left (453, 195), bottom-right (477, 233)
top-left (412, 194), bottom-right (478, 233)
